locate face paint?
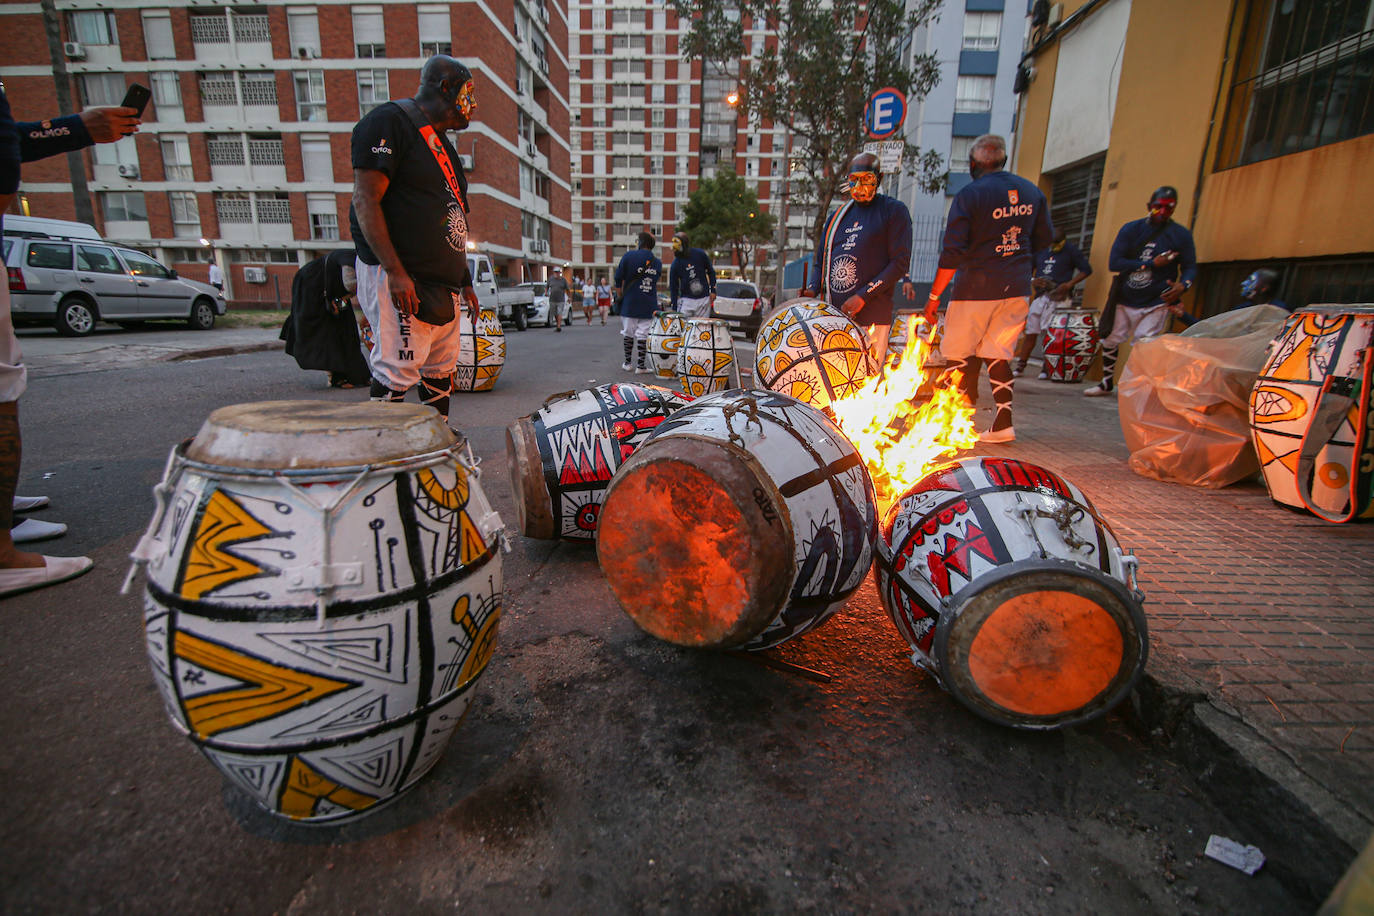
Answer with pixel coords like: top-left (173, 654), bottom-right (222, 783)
top-left (1051, 239), bottom-right (1066, 253)
top-left (1240, 272), bottom-right (1259, 299)
top-left (671, 237), bottom-right (684, 254)
top-left (456, 81), bottom-right (476, 119)
top-left (1148, 197), bottom-right (1177, 222)
top-left (847, 171), bottom-right (879, 203)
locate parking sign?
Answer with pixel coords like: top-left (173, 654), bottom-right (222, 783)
top-left (865, 87), bottom-right (906, 139)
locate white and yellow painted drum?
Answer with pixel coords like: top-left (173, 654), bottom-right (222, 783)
top-left (452, 306), bottom-right (506, 392)
top-left (677, 316), bottom-right (736, 396)
top-left (1249, 305), bottom-right (1374, 521)
top-left (647, 311), bottom-right (687, 380)
top-left (1042, 308), bottom-right (1099, 382)
top-left (874, 456), bottom-right (1147, 730)
top-left (754, 298), bottom-right (872, 411)
top-left (598, 389), bottom-right (877, 651)
top-left (130, 401), bottom-right (504, 824)
top-left (506, 382), bottom-right (693, 541)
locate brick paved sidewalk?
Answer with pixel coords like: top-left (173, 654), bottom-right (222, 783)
top-left (978, 369), bottom-right (1374, 842)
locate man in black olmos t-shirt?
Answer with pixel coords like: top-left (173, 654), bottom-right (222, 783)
top-left (349, 56), bottom-right (479, 419)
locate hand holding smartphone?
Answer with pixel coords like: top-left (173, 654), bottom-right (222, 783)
top-left (121, 83), bottom-right (151, 117)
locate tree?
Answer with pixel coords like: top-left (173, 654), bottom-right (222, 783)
top-left (675, 0), bottom-right (945, 262)
top-left (676, 169), bottom-right (777, 273)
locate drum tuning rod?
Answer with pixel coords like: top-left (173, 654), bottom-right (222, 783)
top-left (725, 650), bottom-right (833, 683)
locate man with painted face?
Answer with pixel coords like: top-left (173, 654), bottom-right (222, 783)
top-left (925, 135), bottom-right (1053, 443)
top-left (350, 55), bottom-right (480, 420)
top-left (1085, 185), bottom-right (1197, 396)
top-left (668, 232), bottom-right (717, 318)
top-left (1014, 228), bottom-right (1092, 378)
top-left (802, 151), bottom-right (912, 370)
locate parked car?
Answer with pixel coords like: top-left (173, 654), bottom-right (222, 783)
top-left (4, 234), bottom-right (226, 336)
top-left (518, 281), bottom-right (559, 327)
top-left (710, 279), bottom-right (766, 341)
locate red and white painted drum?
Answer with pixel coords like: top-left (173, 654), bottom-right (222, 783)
top-left (677, 316), bottom-right (736, 396)
top-left (130, 401), bottom-right (504, 824)
top-left (647, 311), bottom-right (687, 380)
top-left (598, 389), bottom-right (877, 651)
top-left (506, 382), bottom-right (693, 541)
top-left (1042, 308), bottom-right (1099, 382)
top-left (874, 456), bottom-right (1147, 730)
top-left (452, 306), bottom-right (506, 392)
top-left (1249, 305), bottom-right (1374, 520)
top-left (754, 298), bottom-right (872, 410)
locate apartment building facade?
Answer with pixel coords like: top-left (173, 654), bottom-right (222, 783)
top-left (1, 0), bottom-right (572, 302)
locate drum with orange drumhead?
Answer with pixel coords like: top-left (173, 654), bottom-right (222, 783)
top-left (874, 456), bottom-right (1146, 730)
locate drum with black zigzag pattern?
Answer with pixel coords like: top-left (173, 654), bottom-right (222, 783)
top-left (452, 306), bottom-right (506, 392)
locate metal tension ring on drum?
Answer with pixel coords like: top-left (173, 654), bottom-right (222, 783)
top-left (1120, 551), bottom-right (1144, 602)
top-left (284, 562), bottom-right (364, 592)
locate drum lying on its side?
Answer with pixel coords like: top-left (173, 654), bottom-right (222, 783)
top-left (597, 389), bottom-right (877, 651)
top-left (506, 382), bottom-right (693, 541)
top-left (874, 456), bottom-right (1146, 730)
top-left (647, 311), bottom-right (687, 380)
top-left (453, 306), bottom-right (506, 392)
top-left (131, 401), bottom-right (504, 824)
top-left (1042, 308), bottom-right (1099, 382)
top-left (677, 317), bottom-right (736, 396)
top-left (754, 298), bottom-right (872, 411)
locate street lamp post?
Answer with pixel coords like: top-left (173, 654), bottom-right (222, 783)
top-left (773, 125), bottom-right (792, 307)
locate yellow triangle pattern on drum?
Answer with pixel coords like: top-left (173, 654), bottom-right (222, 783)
top-left (175, 631), bottom-right (356, 738)
top-left (453, 595), bottom-right (501, 689)
top-left (180, 489), bottom-right (275, 600)
top-left (713, 351), bottom-right (733, 372)
top-left (278, 756), bottom-right (378, 820)
top-left (459, 510), bottom-right (488, 565)
top-left (1273, 329), bottom-right (1315, 380)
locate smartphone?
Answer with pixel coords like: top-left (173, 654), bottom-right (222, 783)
top-left (121, 83), bottom-right (151, 116)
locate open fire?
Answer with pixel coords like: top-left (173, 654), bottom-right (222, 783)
top-left (829, 314), bottom-right (977, 511)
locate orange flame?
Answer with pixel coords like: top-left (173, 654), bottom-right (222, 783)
top-left (830, 314), bottom-right (977, 512)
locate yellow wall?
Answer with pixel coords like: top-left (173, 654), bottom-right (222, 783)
top-left (1193, 134), bottom-right (1374, 261)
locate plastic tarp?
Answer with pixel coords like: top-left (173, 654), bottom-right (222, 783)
top-left (1118, 305), bottom-right (1291, 488)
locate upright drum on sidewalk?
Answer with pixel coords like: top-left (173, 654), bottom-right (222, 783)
top-left (597, 389), bottom-right (877, 651)
top-left (1249, 305), bottom-right (1374, 522)
top-left (677, 317), bottom-right (736, 396)
top-left (874, 456), bottom-right (1146, 730)
top-left (453, 306), bottom-right (506, 392)
top-left (506, 382), bottom-right (693, 541)
top-left (131, 401), bottom-right (504, 824)
top-left (1041, 309), bottom-right (1099, 382)
top-left (647, 311), bottom-right (687, 380)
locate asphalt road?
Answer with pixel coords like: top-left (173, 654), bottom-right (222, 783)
top-left (1, 321), bottom-right (1306, 913)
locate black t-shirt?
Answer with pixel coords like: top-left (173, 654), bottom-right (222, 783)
top-left (348, 101), bottom-right (471, 287)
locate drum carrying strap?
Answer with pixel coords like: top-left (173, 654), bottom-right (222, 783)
top-left (394, 99), bottom-right (469, 215)
top-left (1296, 346), bottom-right (1374, 523)
top-left (816, 200), bottom-right (853, 305)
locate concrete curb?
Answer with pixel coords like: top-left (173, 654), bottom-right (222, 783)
top-left (166, 339), bottom-right (286, 362)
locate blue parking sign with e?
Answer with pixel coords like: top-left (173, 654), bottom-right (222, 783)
top-left (865, 88), bottom-right (906, 139)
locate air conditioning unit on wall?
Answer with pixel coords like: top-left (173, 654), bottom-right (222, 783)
top-left (116, 163), bottom-right (140, 179)
top-left (244, 267), bottom-right (268, 283)
top-left (63, 41), bottom-right (86, 59)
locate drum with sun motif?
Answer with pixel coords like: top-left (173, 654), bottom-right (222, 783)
top-left (506, 382), bottom-right (693, 541)
top-left (598, 389), bottom-right (877, 651)
top-left (754, 298), bottom-right (872, 411)
top-left (132, 401), bottom-right (504, 824)
top-left (874, 456), bottom-right (1147, 730)
top-left (647, 311), bottom-right (687, 380)
top-left (452, 306), bottom-right (506, 392)
top-left (677, 317), bottom-right (736, 396)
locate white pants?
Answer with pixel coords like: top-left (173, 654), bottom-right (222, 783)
top-left (356, 260), bottom-right (462, 391)
top-left (942, 297), bottom-right (1030, 360)
top-left (1024, 294), bottom-right (1061, 335)
top-left (1103, 303), bottom-right (1171, 348)
top-left (677, 296), bottom-right (711, 318)
top-left (0, 283), bottom-right (26, 402)
top-left (621, 316), bottom-right (653, 341)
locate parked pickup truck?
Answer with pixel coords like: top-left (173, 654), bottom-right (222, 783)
top-left (467, 252), bottom-right (535, 330)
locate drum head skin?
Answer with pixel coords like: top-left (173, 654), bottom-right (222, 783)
top-left (936, 561), bottom-right (1147, 730)
top-left (506, 418), bottom-right (555, 539)
top-left (597, 437), bottom-right (794, 649)
top-left (187, 401), bottom-right (456, 469)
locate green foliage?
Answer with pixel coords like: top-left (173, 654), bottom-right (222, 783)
top-left (677, 169), bottom-right (777, 271)
top-left (674, 0), bottom-right (947, 256)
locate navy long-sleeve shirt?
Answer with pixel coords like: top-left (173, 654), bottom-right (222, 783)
top-left (1108, 217), bottom-right (1197, 308)
top-left (668, 247), bottom-right (716, 306)
top-left (2, 86), bottom-right (94, 238)
top-left (939, 170), bottom-right (1053, 301)
top-left (1033, 241), bottom-right (1092, 286)
top-left (614, 248), bottom-right (662, 319)
top-left (812, 194), bottom-right (911, 327)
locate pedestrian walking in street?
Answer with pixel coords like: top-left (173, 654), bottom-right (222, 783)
top-left (596, 276), bottom-right (613, 325)
top-left (581, 276), bottom-right (596, 324)
top-left (1085, 185), bottom-right (1196, 397)
top-left (208, 261), bottom-right (224, 293)
top-left (802, 151), bottom-right (912, 371)
top-left (348, 55), bottom-right (480, 420)
top-left (548, 265), bottom-right (570, 332)
top-left (1014, 228), bottom-right (1092, 378)
top-left (668, 232), bottom-right (717, 318)
top-left (0, 85), bottom-right (140, 596)
top-left (924, 134), bottom-right (1053, 443)
top-left (614, 233), bottom-right (662, 373)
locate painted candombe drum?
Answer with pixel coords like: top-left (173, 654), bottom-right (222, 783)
top-left (874, 456), bottom-right (1147, 730)
top-left (453, 306), bottom-right (506, 392)
top-left (1042, 308), bottom-right (1099, 382)
top-left (597, 389), bottom-right (877, 651)
top-left (754, 298), bottom-right (872, 411)
top-left (506, 382), bottom-right (693, 540)
top-left (647, 311), bottom-right (687, 379)
top-left (676, 317), bottom-right (736, 396)
top-left (1249, 305), bottom-right (1374, 522)
top-left (133, 401), bottom-right (504, 824)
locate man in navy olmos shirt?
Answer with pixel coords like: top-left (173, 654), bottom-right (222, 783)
top-left (614, 231), bottom-right (663, 373)
top-left (1085, 185), bottom-right (1197, 396)
top-left (802, 151), bottom-right (912, 371)
top-left (925, 135), bottom-right (1053, 443)
top-left (668, 231), bottom-right (716, 319)
top-left (1014, 227), bottom-right (1092, 379)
